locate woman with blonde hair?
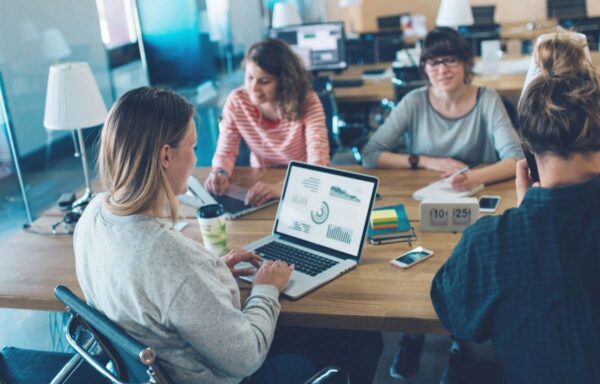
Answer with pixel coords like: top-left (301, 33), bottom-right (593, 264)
top-left (73, 86), bottom-right (322, 383)
top-left (431, 34), bottom-right (600, 383)
top-left (205, 38), bottom-right (330, 205)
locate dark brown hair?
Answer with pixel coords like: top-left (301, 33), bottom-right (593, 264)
top-left (419, 27), bottom-right (474, 84)
top-left (518, 35), bottom-right (600, 158)
top-left (243, 38), bottom-right (311, 121)
top-left (99, 86), bottom-right (195, 223)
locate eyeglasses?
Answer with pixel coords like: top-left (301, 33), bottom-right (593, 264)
top-left (425, 56), bottom-right (462, 69)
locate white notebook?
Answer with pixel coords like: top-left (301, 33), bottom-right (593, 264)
top-left (412, 179), bottom-right (484, 201)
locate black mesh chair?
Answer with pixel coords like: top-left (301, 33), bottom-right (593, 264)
top-left (55, 286), bottom-right (347, 384)
top-left (312, 76), bottom-right (374, 164)
top-left (0, 346), bottom-right (104, 384)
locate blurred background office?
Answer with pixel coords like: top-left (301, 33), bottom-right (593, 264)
top-left (0, 0), bottom-right (599, 382)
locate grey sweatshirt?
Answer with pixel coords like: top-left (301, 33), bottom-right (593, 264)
top-left (74, 194), bottom-right (280, 384)
top-left (362, 86), bottom-right (524, 168)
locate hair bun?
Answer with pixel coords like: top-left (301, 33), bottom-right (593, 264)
top-left (536, 35), bottom-right (590, 79)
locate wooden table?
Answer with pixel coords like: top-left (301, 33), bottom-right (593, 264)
top-left (0, 167), bottom-right (517, 334)
top-left (333, 51), bottom-right (600, 104)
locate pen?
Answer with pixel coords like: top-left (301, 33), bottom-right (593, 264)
top-left (446, 166), bottom-right (470, 179)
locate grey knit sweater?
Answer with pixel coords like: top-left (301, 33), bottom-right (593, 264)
top-left (74, 194), bottom-right (280, 384)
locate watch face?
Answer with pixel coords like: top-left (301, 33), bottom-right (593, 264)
top-left (429, 208), bottom-right (449, 226)
top-left (452, 208), bottom-right (472, 226)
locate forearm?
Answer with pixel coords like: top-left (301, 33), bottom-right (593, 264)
top-left (376, 152), bottom-right (411, 169)
top-left (471, 158), bottom-right (517, 185)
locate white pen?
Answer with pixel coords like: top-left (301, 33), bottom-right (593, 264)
top-left (446, 166), bottom-right (470, 179)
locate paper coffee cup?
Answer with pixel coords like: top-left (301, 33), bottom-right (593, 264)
top-left (197, 204), bottom-right (227, 256)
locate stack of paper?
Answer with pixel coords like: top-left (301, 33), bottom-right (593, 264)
top-left (370, 209), bottom-right (398, 230)
top-left (367, 204), bottom-right (416, 245)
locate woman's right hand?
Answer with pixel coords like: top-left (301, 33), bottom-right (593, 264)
top-left (421, 156), bottom-right (467, 175)
top-left (516, 159), bottom-right (539, 206)
top-left (253, 260), bottom-right (294, 292)
top-left (204, 170), bottom-right (230, 195)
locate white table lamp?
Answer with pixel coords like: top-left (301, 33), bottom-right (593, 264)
top-left (271, 2), bottom-right (302, 28)
top-left (436, 0), bottom-right (474, 28)
top-left (44, 62), bottom-right (107, 213)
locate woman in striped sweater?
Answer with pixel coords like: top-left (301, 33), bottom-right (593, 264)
top-left (205, 39), bottom-right (330, 205)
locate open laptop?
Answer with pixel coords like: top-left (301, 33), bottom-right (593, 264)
top-left (239, 161), bottom-right (379, 299)
top-left (178, 176), bottom-right (278, 219)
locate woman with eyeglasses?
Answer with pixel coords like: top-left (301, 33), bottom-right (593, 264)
top-left (362, 27), bottom-right (523, 192)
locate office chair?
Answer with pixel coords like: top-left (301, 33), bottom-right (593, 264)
top-left (312, 76), bottom-right (343, 156)
top-left (0, 346), bottom-right (105, 384)
top-left (501, 97), bottom-right (519, 134)
top-left (312, 76), bottom-right (373, 164)
top-left (55, 285), bottom-right (174, 384)
top-left (55, 286), bottom-right (348, 384)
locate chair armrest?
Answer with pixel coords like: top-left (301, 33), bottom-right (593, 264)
top-left (304, 365), bottom-right (348, 384)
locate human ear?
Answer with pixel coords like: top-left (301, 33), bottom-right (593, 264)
top-left (159, 144), bottom-right (171, 169)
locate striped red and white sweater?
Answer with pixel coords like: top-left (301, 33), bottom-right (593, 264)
top-left (212, 87), bottom-right (330, 175)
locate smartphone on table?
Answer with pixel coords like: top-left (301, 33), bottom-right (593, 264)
top-left (390, 247), bottom-right (434, 269)
top-left (479, 195), bottom-right (501, 213)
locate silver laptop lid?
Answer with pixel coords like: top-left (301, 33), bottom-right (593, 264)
top-left (273, 161), bottom-right (378, 260)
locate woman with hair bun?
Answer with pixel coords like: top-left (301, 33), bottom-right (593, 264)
top-left (430, 34), bottom-right (600, 383)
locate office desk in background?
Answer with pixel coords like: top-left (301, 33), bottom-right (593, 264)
top-left (0, 167), bottom-right (517, 334)
top-left (332, 51), bottom-right (600, 104)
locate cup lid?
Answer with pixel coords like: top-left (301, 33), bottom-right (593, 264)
top-left (197, 203), bottom-right (225, 218)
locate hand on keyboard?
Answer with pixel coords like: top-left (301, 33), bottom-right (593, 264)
top-left (222, 249), bottom-right (262, 277)
top-left (254, 260), bottom-right (294, 292)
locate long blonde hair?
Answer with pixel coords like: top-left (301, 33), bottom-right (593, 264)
top-left (518, 35), bottom-right (600, 157)
top-left (99, 86), bottom-right (195, 223)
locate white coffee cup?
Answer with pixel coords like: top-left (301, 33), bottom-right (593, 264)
top-left (197, 204), bottom-right (227, 256)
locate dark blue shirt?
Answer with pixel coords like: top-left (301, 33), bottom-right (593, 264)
top-left (431, 175), bottom-right (600, 383)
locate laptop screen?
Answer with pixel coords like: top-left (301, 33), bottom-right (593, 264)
top-left (274, 162), bottom-right (378, 259)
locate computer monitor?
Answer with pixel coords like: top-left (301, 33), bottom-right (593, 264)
top-left (269, 22), bottom-right (347, 71)
top-left (547, 0), bottom-right (586, 19)
top-left (471, 5), bottom-right (496, 25)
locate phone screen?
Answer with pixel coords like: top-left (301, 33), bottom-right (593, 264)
top-left (479, 197), bottom-right (499, 209)
top-left (395, 250), bottom-right (431, 266)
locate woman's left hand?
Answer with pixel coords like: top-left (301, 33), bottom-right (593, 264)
top-left (222, 249), bottom-right (263, 277)
top-left (450, 172), bottom-right (483, 192)
top-left (245, 182), bottom-right (281, 206)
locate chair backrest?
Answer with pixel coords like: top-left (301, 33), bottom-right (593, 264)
top-left (312, 76), bottom-right (342, 154)
top-left (54, 285), bottom-right (174, 384)
top-left (500, 96), bottom-right (519, 134)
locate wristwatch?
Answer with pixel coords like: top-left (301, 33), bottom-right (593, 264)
top-left (211, 168), bottom-right (228, 177)
top-left (408, 154), bottom-right (420, 170)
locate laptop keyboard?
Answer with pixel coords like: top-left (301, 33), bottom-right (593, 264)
top-left (255, 242), bottom-right (339, 276)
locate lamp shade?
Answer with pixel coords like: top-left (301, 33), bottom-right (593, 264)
top-left (44, 62), bottom-right (107, 131)
top-left (436, 0), bottom-right (474, 28)
top-left (41, 28), bottom-right (71, 62)
top-left (271, 2), bottom-right (302, 28)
